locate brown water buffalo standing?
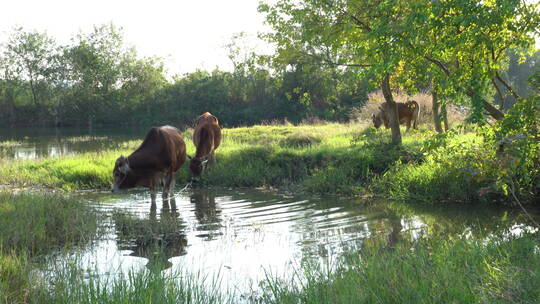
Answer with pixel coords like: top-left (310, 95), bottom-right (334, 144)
top-left (372, 100), bottom-right (421, 131)
top-left (111, 125), bottom-right (186, 204)
top-left (189, 112), bottom-right (221, 179)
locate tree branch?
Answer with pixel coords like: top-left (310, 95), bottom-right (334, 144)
top-left (495, 72), bottom-right (521, 100)
top-left (424, 56), bottom-right (450, 75)
top-left (466, 88), bottom-right (505, 120)
top-left (321, 0), bottom-right (372, 32)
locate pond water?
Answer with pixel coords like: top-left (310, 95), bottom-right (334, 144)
top-left (0, 127), bottom-right (145, 159)
top-left (45, 188), bottom-right (539, 298)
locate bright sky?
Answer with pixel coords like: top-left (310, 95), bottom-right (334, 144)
top-left (0, 0), bottom-right (273, 75)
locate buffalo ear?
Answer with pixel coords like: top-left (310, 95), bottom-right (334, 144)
top-left (372, 114), bottom-right (375, 118)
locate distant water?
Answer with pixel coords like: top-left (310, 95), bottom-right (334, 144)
top-left (0, 127), bottom-right (147, 159)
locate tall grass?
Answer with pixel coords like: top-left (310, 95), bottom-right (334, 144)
top-left (261, 233), bottom-right (540, 304)
top-left (6, 232), bottom-right (539, 304)
top-left (0, 251), bottom-right (32, 304)
top-left (0, 192), bottom-right (102, 303)
top-left (1, 249), bottom-right (234, 304)
top-left (0, 192), bottom-right (101, 255)
top-left (1, 123), bottom-right (405, 194)
top-left (29, 262), bottom-right (234, 304)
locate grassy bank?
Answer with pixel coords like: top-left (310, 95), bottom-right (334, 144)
top-left (0, 122), bottom-right (537, 203)
top-left (0, 123), bottom-right (413, 193)
top-left (0, 192), bottom-right (102, 303)
top-left (261, 233), bottom-right (540, 304)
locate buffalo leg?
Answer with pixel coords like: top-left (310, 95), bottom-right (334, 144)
top-left (168, 173), bottom-right (176, 194)
top-left (210, 151), bottom-right (216, 165)
top-left (164, 173), bottom-right (175, 199)
top-left (150, 187), bottom-right (157, 205)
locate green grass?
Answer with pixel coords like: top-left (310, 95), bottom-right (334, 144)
top-left (1, 250), bottom-right (233, 304)
top-left (0, 140), bottom-right (141, 190)
top-left (0, 123), bottom-right (420, 193)
top-left (261, 233), bottom-right (540, 304)
top-left (0, 192), bottom-right (103, 303)
top-left (4, 231), bottom-right (539, 304)
top-left (0, 251), bottom-right (32, 304)
top-left (0, 192), bottom-right (101, 255)
top-left (0, 122), bottom-right (536, 203)
top-left (28, 262), bottom-right (233, 304)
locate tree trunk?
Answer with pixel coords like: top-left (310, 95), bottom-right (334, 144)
top-left (442, 104), bottom-right (450, 131)
top-left (432, 89), bottom-right (443, 133)
top-left (492, 78), bottom-right (505, 111)
top-left (381, 73), bottom-right (402, 145)
top-left (481, 98), bottom-right (505, 120)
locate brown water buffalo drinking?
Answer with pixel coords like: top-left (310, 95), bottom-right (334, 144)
top-left (372, 100), bottom-right (421, 131)
top-left (111, 125), bottom-right (186, 204)
top-left (189, 112), bottom-right (222, 179)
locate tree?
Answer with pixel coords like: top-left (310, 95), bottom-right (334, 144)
top-left (259, 0), bottom-right (539, 143)
top-left (2, 28), bottom-right (58, 120)
top-left (119, 55), bottom-right (167, 123)
top-left (259, 0), bottom-right (427, 144)
top-left (64, 23), bottom-right (127, 127)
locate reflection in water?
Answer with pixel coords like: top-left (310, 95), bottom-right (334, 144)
top-left (190, 190), bottom-right (222, 239)
top-left (387, 214), bottom-right (404, 249)
top-left (114, 199), bottom-right (188, 271)
top-left (57, 189), bottom-right (539, 296)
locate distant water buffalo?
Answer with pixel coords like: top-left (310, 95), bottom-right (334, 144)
top-left (111, 125), bottom-right (186, 204)
top-left (372, 100), bottom-right (420, 130)
top-left (188, 112), bottom-right (222, 179)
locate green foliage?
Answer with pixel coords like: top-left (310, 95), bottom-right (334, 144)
top-left (3, 254), bottom-right (233, 304)
top-left (0, 192), bottom-right (102, 302)
top-left (260, 0), bottom-right (538, 125)
top-left (0, 24), bottom-right (370, 128)
top-left (484, 95), bottom-right (540, 198)
top-left (3, 227), bottom-right (539, 303)
top-left (377, 129), bottom-right (512, 203)
top-left (379, 102), bottom-right (540, 203)
top-left (32, 266), bottom-right (233, 304)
